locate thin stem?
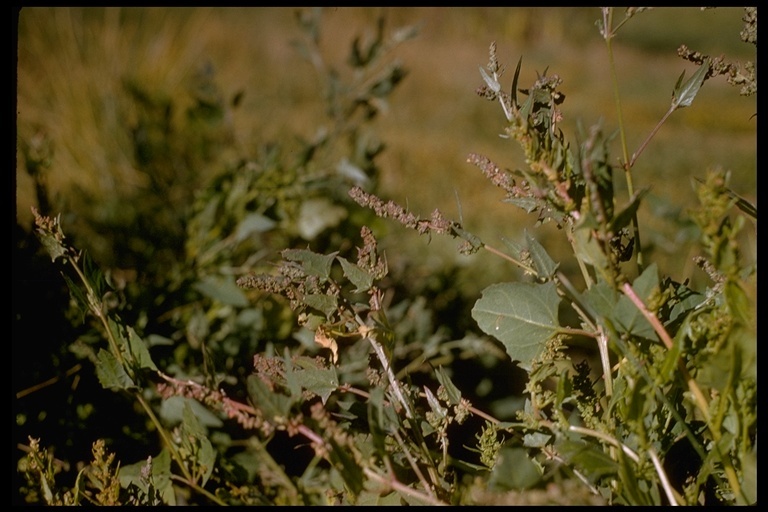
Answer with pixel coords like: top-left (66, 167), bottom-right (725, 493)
top-left (648, 447), bottom-right (679, 506)
top-left (629, 106), bottom-right (675, 169)
top-left (362, 467), bottom-right (447, 506)
top-left (482, 242), bottom-right (536, 275)
top-left (70, 258), bottom-right (125, 366)
top-left (596, 327), bottom-right (613, 399)
top-left (566, 425), bottom-right (638, 463)
top-left (169, 474), bottom-right (228, 506)
top-left (134, 393), bottom-right (193, 483)
top-left (603, 7), bottom-right (644, 273)
top-left (392, 429), bottom-right (437, 501)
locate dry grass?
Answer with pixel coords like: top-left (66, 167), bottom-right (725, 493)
top-left (16, 7), bottom-right (756, 291)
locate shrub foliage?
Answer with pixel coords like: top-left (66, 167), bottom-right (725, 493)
top-left (16, 7), bottom-right (755, 505)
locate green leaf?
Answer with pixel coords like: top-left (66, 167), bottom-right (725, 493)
top-left (503, 195), bottom-right (543, 214)
top-left (327, 433), bottom-right (364, 497)
top-left (572, 219), bottom-right (609, 270)
top-left (556, 437), bottom-right (618, 484)
top-left (303, 293), bottom-right (338, 318)
top-left (472, 281), bottom-right (562, 368)
top-left (181, 403), bottom-right (216, 486)
top-left (338, 257), bottom-right (374, 293)
top-left (291, 356), bottom-right (339, 404)
top-left (126, 326), bottom-right (158, 371)
top-left (194, 274), bottom-right (249, 307)
top-left (368, 386), bottom-right (394, 457)
top-left (673, 58), bottom-right (710, 108)
top-left (82, 250), bottom-right (107, 301)
top-left (525, 230), bottom-right (559, 279)
top-left (434, 366), bottom-right (462, 405)
top-left (583, 279), bottom-right (617, 318)
top-left (510, 56), bottom-right (522, 107)
top-left (95, 349), bottom-right (135, 390)
top-left (119, 448), bottom-right (175, 505)
top-left (452, 225), bottom-right (483, 254)
top-left (63, 274), bottom-right (88, 321)
top-left (616, 447), bottom-right (651, 505)
top-left (159, 396), bottom-right (223, 429)
top-left (282, 248), bottom-right (338, 279)
top-left (661, 317), bottom-right (687, 382)
top-left (489, 447), bottom-right (541, 491)
top-left (424, 386), bottom-right (447, 420)
top-left (613, 264), bottom-right (659, 340)
top-left (282, 350), bottom-right (303, 400)
top-left (39, 234), bottom-right (68, 262)
top-left (233, 212), bottom-right (276, 242)
top-left (247, 374), bottom-right (293, 421)
top-left (609, 188), bottom-right (648, 234)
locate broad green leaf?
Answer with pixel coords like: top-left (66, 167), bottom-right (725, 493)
top-left (667, 282), bottom-right (706, 325)
top-left (159, 396), bottom-right (223, 429)
top-left (489, 447), bottom-right (541, 491)
top-left (472, 281), bottom-right (562, 367)
top-left (126, 326), bottom-right (157, 371)
top-left (291, 356), bottom-right (339, 404)
top-left (194, 274), bottom-right (249, 307)
top-left (95, 349), bottom-right (135, 390)
top-left (555, 437), bottom-right (618, 484)
top-left (500, 236), bottom-right (524, 259)
top-left (303, 293), bottom-right (338, 318)
top-left (525, 230), bottom-right (559, 279)
top-left (522, 432), bottom-right (551, 448)
top-left (503, 196), bottom-right (543, 214)
top-left (572, 220), bottom-right (609, 270)
top-left (673, 58), bottom-right (710, 109)
top-left (338, 257), bottom-right (373, 293)
top-left (282, 248), bottom-right (337, 279)
top-left (581, 277), bottom-right (619, 318)
top-left (247, 374), bottom-right (293, 421)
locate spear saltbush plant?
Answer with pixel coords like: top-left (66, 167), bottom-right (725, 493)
top-left (18, 7), bottom-right (755, 506)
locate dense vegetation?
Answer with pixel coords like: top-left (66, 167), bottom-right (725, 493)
top-left (14, 7), bottom-right (755, 505)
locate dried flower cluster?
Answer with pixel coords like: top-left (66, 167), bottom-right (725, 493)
top-left (348, 186), bottom-right (454, 236)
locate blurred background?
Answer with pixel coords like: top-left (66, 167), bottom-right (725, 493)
top-left (15, 7), bottom-right (756, 290)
